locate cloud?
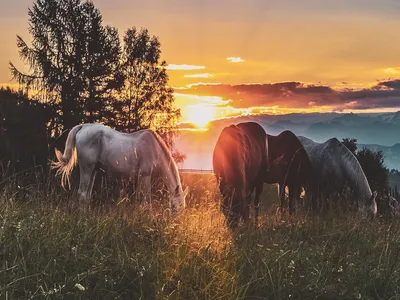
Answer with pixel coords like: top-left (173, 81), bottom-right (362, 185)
top-left (183, 73), bottom-right (212, 78)
top-left (384, 67), bottom-right (400, 74)
top-left (186, 82), bottom-right (222, 88)
top-left (178, 80), bottom-right (400, 111)
top-left (165, 64), bottom-right (205, 70)
top-left (227, 57), bottom-right (245, 63)
top-left (174, 93), bottom-right (231, 106)
top-left (179, 82), bottom-right (338, 108)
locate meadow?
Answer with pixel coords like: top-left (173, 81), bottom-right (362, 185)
top-left (1, 173), bottom-right (400, 299)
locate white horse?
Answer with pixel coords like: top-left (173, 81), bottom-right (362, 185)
top-left (298, 136), bottom-right (377, 218)
top-left (52, 123), bottom-right (187, 212)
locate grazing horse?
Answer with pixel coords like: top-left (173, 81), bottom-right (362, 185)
top-left (298, 136), bottom-right (377, 218)
top-left (52, 123), bottom-right (187, 213)
top-left (264, 130), bottom-right (314, 214)
top-left (236, 122), bottom-right (268, 226)
top-left (213, 122), bottom-right (266, 228)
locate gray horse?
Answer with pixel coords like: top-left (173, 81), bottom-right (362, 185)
top-left (298, 136), bottom-right (377, 218)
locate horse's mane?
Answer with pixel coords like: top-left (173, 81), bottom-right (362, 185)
top-left (213, 125), bottom-right (246, 188)
top-left (236, 122), bottom-right (268, 167)
top-left (268, 130), bottom-right (305, 163)
top-left (326, 138), bottom-right (372, 199)
top-left (146, 130), bottom-right (180, 181)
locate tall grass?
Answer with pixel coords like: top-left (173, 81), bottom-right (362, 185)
top-left (1, 173), bottom-right (400, 299)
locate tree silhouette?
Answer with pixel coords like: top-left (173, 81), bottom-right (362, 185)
top-left (0, 87), bottom-right (51, 178)
top-left (114, 27), bottom-right (180, 148)
top-left (357, 147), bottom-right (388, 194)
top-left (9, 0), bottom-right (123, 131)
top-left (342, 138), bottom-right (357, 155)
top-left (342, 138), bottom-right (389, 194)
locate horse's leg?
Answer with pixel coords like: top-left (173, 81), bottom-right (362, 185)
top-left (78, 164), bottom-right (96, 209)
top-left (254, 182), bottom-right (263, 228)
top-left (320, 188), bottom-right (328, 213)
top-left (310, 184), bottom-right (318, 213)
top-left (288, 183), bottom-right (295, 215)
top-left (87, 169), bottom-right (97, 200)
top-left (118, 178), bottom-right (129, 203)
top-left (142, 175), bottom-right (152, 212)
top-left (279, 183), bottom-right (286, 214)
top-left (243, 194), bottom-right (251, 224)
top-left (295, 184), bottom-right (303, 213)
top-left (227, 189), bottom-right (240, 229)
top-left (243, 188), bottom-right (252, 224)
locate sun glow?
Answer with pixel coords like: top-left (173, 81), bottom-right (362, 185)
top-left (185, 104), bottom-right (215, 128)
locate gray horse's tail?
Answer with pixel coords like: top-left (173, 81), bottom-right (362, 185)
top-left (51, 124), bottom-right (83, 189)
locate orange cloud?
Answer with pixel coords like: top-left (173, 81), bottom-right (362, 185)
top-left (165, 64), bottom-right (205, 70)
top-left (183, 73), bottom-right (212, 78)
top-left (186, 82), bottom-right (222, 88)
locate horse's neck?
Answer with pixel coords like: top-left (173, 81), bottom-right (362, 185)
top-left (341, 153), bottom-right (371, 199)
top-left (158, 151), bottom-right (180, 194)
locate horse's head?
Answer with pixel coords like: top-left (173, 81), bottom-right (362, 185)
top-left (170, 185), bottom-right (188, 213)
top-left (360, 190), bottom-right (378, 219)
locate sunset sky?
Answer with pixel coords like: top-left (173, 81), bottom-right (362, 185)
top-left (2, 0), bottom-right (400, 127)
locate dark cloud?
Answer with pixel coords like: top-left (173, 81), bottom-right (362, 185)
top-left (378, 79), bottom-right (400, 89)
top-left (179, 80), bottom-right (400, 110)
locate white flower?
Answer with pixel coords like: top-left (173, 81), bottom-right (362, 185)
top-left (74, 283), bottom-right (86, 291)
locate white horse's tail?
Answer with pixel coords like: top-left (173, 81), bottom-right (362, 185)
top-left (51, 124), bottom-right (83, 189)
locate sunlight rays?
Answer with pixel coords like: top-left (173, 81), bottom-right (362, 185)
top-left (184, 103), bottom-right (215, 128)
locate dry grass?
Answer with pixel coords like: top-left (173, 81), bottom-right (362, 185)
top-left (1, 173), bottom-right (400, 299)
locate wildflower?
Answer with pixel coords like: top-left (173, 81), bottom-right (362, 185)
top-left (74, 283), bottom-right (85, 291)
top-left (338, 265), bottom-right (343, 273)
top-left (288, 260), bottom-right (295, 270)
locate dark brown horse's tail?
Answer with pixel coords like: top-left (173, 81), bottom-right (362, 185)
top-left (51, 124), bottom-right (83, 189)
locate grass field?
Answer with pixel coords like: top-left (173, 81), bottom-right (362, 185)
top-left (2, 173), bottom-right (400, 299)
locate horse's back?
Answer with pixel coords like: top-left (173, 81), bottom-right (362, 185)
top-left (75, 124), bottom-right (160, 176)
top-left (75, 124), bottom-right (109, 162)
top-left (236, 122), bottom-right (267, 182)
top-left (236, 122), bottom-right (267, 152)
top-left (265, 130), bottom-right (310, 184)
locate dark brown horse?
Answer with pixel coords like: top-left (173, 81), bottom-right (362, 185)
top-left (213, 122), bottom-right (267, 228)
top-left (264, 130), bottom-right (315, 214)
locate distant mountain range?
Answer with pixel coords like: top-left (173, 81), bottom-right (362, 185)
top-left (176, 111), bottom-right (400, 170)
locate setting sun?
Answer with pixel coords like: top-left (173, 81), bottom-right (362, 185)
top-left (185, 104), bottom-right (215, 128)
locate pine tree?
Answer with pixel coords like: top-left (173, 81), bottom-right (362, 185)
top-left (9, 0), bottom-right (123, 131)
